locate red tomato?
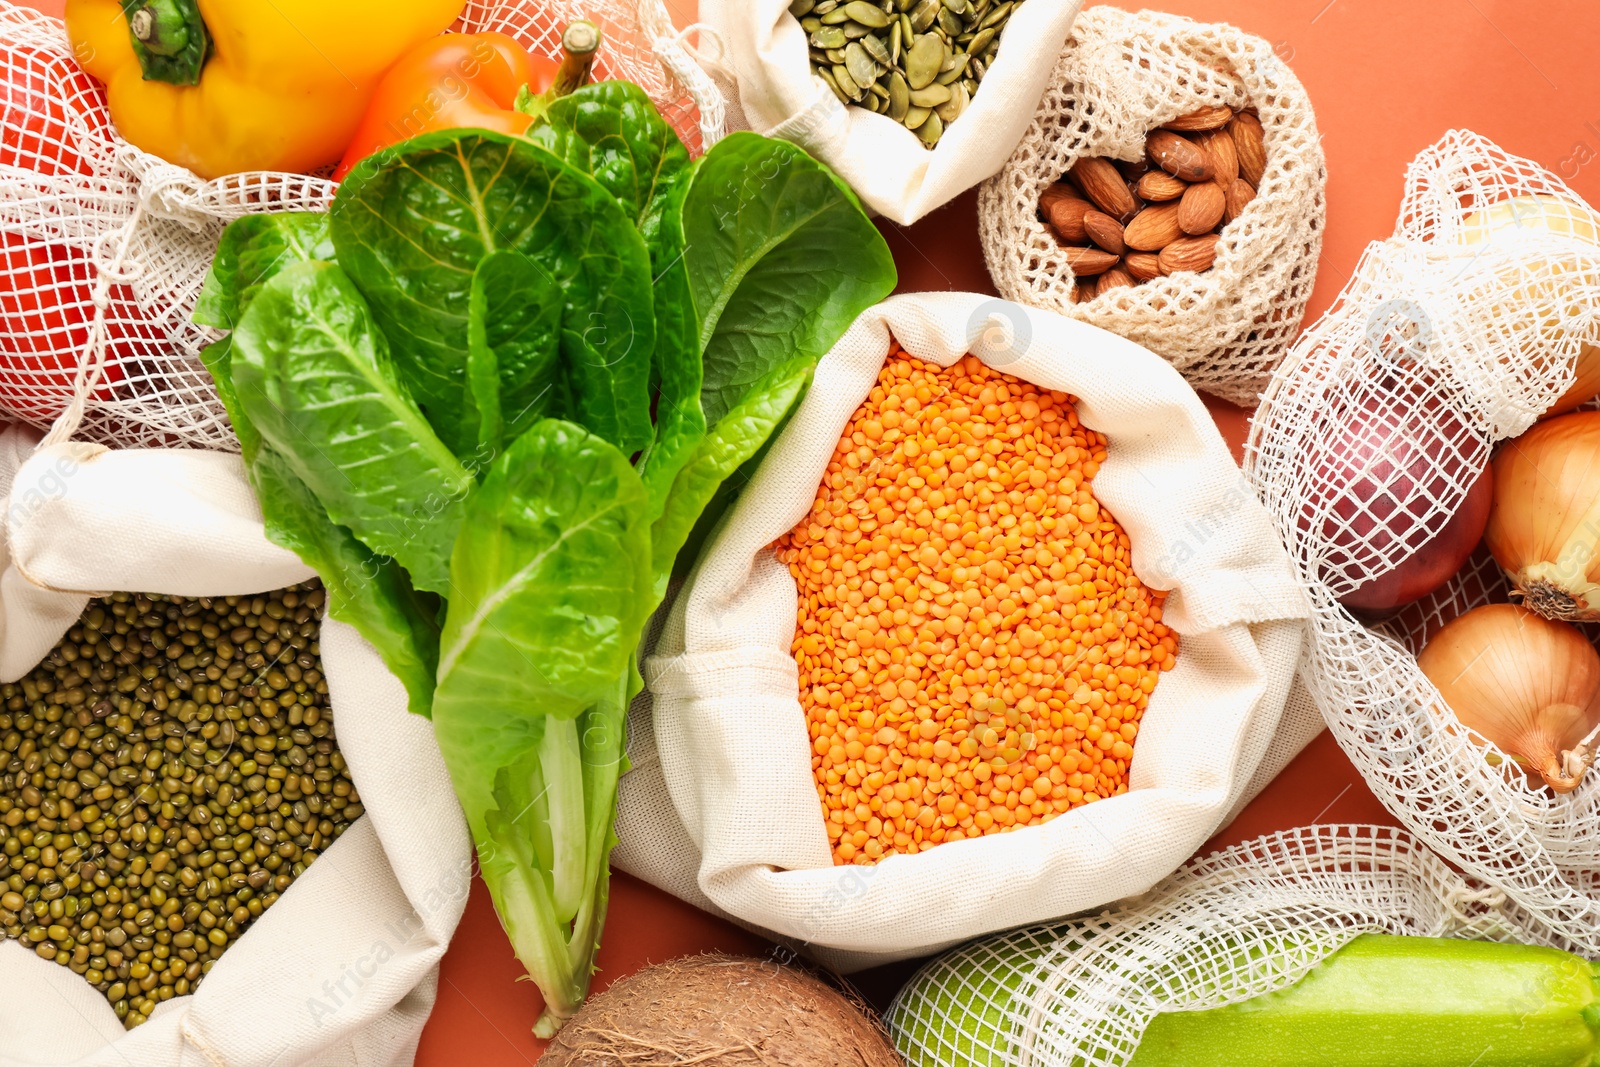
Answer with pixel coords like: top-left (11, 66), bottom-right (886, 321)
top-left (0, 41), bottom-right (143, 412)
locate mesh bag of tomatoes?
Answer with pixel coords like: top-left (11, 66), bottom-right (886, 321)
top-left (609, 292), bottom-right (1314, 969)
top-left (0, 0), bottom-right (719, 450)
top-left (1244, 131), bottom-right (1600, 961)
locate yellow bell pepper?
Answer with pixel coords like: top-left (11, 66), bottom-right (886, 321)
top-left (65, 0), bottom-right (467, 180)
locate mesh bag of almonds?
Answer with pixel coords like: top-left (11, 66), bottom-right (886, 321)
top-left (978, 6), bottom-right (1327, 405)
top-left (0, 425), bottom-right (470, 1067)
top-left (700, 0), bottom-right (1082, 224)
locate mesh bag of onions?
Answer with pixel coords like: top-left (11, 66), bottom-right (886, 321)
top-left (0, 0), bottom-right (721, 451)
top-left (1244, 130), bottom-right (1600, 960)
top-left (887, 823), bottom-right (1563, 1067)
top-left (977, 6), bottom-right (1327, 406)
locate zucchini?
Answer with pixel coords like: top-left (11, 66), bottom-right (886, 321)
top-left (891, 933), bottom-right (1600, 1067)
top-left (1132, 935), bottom-right (1600, 1067)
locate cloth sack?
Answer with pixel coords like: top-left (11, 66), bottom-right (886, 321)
top-left (699, 0), bottom-right (1083, 225)
top-left (1245, 131), bottom-right (1600, 959)
top-left (978, 6), bottom-right (1327, 405)
top-left (0, 425), bottom-right (471, 1067)
top-left (613, 292), bottom-right (1313, 969)
top-left (0, 0), bottom-right (722, 452)
top-left (888, 823), bottom-right (1555, 1067)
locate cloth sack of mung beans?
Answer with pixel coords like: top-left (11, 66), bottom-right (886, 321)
top-left (697, 0), bottom-right (1084, 225)
top-left (978, 6), bottom-right (1327, 405)
top-left (611, 291), bottom-right (1315, 969)
top-left (0, 423), bottom-right (471, 1067)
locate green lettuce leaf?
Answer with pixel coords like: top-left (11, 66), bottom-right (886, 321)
top-left (683, 132), bottom-right (896, 427)
top-left (194, 213), bottom-right (334, 331)
top-left (247, 447), bottom-right (442, 717)
top-left (329, 130), bottom-right (655, 457)
top-left (229, 261), bottom-right (474, 596)
top-left (465, 250), bottom-right (566, 464)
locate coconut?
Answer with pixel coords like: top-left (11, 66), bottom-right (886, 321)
top-left (541, 954), bottom-right (904, 1067)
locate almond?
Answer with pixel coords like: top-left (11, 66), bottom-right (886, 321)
top-left (1095, 268), bottom-right (1135, 297)
top-left (1123, 202), bottom-right (1184, 251)
top-left (1063, 245), bottom-right (1120, 276)
top-left (1159, 234), bottom-right (1221, 274)
top-left (1145, 129), bottom-right (1213, 182)
top-left (1230, 111), bottom-right (1266, 186)
top-left (1135, 171), bottom-right (1187, 202)
top-left (1222, 178), bottom-right (1256, 224)
top-left (1194, 128), bottom-right (1238, 187)
top-left (1070, 157), bottom-right (1138, 220)
top-left (1083, 210), bottom-right (1126, 255)
top-left (1075, 280), bottom-right (1098, 304)
top-left (1115, 158), bottom-right (1151, 182)
top-left (1048, 198), bottom-right (1092, 242)
top-left (1162, 104), bottom-right (1235, 132)
top-left (1177, 181), bottom-right (1226, 235)
top-left (1038, 181), bottom-right (1083, 214)
top-left (1123, 252), bottom-right (1165, 282)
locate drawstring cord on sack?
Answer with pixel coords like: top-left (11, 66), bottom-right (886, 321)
top-left (646, 12), bottom-right (730, 148)
top-left (37, 198), bottom-right (147, 450)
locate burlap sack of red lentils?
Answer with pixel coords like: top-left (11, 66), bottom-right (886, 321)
top-left (612, 293), bottom-right (1317, 968)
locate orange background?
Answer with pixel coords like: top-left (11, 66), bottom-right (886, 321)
top-left (21, 0), bottom-right (1600, 1060)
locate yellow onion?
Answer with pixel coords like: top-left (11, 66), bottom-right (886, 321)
top-left (1457, 194), bottom-right (1600, 416)
top-left (1417, 603), bottom-right (1600, 792)
top-left (1486, 411), bottom-right (1600, 620)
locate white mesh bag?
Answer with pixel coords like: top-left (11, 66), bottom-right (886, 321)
top-left (0, 421), bottom-right (471, 1067)
top-left (978, 6), bottom-right (1327, 406)
top-left (611, 292), bottom-right (1315, 969)
top-left (698, 0), bottom-right (1084, 225)
top-left (1244, 131), bottom-right (1600, 960)
top-left (887, 823), bottom-right (1560, 1067)
top-left (0, 0), bottom-right (722, 452)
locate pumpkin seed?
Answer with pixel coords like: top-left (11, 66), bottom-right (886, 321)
top-left (936, 52), bottom-right (969, 83)
top-left (935, 79), bottom-right (969, 122)
top-left (966, 24), bottom-right (997, 55)
top-left (844, 41), bottom-right (879, 87)
top-left (887, 70), bottom-right (910, 120)
top-left (861, 32), bottom-right (891, 66)
top-left (843, 0), bottom-right (891, 26)
top-left (832, 63), bottom-right (864, 99)
top-left (817, 65), bottom-right (851, 104)
top-left (811, 25), bottom-right (848, 48)
top-left (905, 32), bottom-right (945, 88)
top-left (980, 1), bottom-right (1012, 28)
top-left (803, 0), bottom-right (1023, 148)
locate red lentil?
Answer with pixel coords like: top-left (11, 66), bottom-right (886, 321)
top-left (775, 345), bottom-right (1178, 866)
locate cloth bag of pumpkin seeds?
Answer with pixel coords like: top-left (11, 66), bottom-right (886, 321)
top-left (698, 0), bottom-right (1083, 225)
top-left (612, 292), bottom-right (1318, 969)
top-left (0, 424), bottom-right (471, 1067)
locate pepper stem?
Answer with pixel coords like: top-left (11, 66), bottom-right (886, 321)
top-left (515, 20), bottom-right (603, 125)
top-left (119, 0), bottom-right (210, 86)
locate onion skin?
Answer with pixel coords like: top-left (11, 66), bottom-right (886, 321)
top-left (1458, 195), bottom-right (1600, 417)
top-left (1309, 381), bottom-right (1490, 616)
top-left (1416, 603), bottom-right (1600, 793)
top-left (1341, 464), bottom-right (1493, 615)
top-left (1486, 411), bottom-right (1600, 621)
